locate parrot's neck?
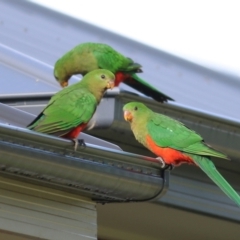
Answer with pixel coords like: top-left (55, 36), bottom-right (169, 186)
top-left (80, 82), bottom-right (106, 104)
top-left (93, 89), bottom-right (106, 104)
top-left (130, 115), bottom-right (149, 147)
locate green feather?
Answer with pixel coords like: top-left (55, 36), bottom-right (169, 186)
top-left (54, 42), bottom-right (136, 78)
top-left (54, 42), bottom-right (173, 102)
top-left (28, 69), bottom-right (115, 136)
top-left (28, 91), bottom-right (96, 135)
top-left (148, 112), bottom-right (228, 159)
top-left (123, 102), bottom-right (240, 206)
top-left (92, 44), bottom-right (136, 73)
top-left (189, 154), bottom-right (240, 206)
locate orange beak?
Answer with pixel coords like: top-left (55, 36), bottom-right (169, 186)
top-left (107, 80), bottom-right (115, 89)
top-left (60, 81), bottom-right (68, 88)
top-left (123, 110), bottom-right (133, 122)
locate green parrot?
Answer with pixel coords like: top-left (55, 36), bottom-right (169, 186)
top-left (123, 102), bottom-right (240, 207)
top-left (27, 69), bottom-right (115, 149)
top-left (54, 42), bottom-right (173, 103)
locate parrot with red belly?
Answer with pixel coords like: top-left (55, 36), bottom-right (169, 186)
top-left (54, 42), bottom-right (173, 103)
top-left (123, 101), bottom-right (240, 207)
top-left (27, 69), bottom-right (115, 149)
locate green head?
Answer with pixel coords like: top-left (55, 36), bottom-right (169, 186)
top-left (80, 69), bottom-right (115, 99)
top-left (54, 58), bottom-right (70, 87)
top-left (123, 102), bottom-right (150, 123)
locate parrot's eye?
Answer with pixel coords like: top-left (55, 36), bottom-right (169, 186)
top-left (101, 74), bottom-right (105, 79)
top-left (134, 106), bottom-right (138, 111)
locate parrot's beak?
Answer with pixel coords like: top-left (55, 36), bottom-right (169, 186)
top-left (60, 81), bottom-right (68, 88)
top-left (107, 80), bottom-right (115, 89)
top-left (123, 110), bottom-right (133, 122)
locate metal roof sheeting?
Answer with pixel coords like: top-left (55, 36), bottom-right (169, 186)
top-left (1, 0), bottom-right (240, 119)
top-left (0, 0), bottom-right (240, 223)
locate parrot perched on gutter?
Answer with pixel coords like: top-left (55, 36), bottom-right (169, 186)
top-left (27, 69), bottom-right (115, 150)
top-left (54, 42), bottom-right (173, 103)
top-left (123, 102), bottom-right (240, 207)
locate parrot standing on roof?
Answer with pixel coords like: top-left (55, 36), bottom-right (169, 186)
top-left (123, 102), bottom-right (240, 207)
top-left (54, 42), bottom-right (173, 103)
top-left (27, 69), bottom-right (115, 150)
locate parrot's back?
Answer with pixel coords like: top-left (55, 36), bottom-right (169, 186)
top-left (54, 42), bottom-right (141, 78)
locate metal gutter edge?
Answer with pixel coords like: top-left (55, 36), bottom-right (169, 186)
top-left (0, 123), bottom-right (168, 202)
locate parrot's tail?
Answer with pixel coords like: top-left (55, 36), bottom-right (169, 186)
top-left (191, 155), bottom-right (240, 207)
top-left (130, 73), bottom-right (174, 103)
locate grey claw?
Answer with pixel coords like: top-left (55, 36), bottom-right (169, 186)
top-left (156, 157), bottom-right (174, 170)
top-left (72, 138), bottom-right (86, 151)
top-left (156, 157), bottom-right (166, 168)
top-left (78, 139), bottom-right (86, 148)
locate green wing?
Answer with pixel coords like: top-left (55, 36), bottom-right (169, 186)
top-left (28, 88), bottom-right (97, 136)
top-left (92, 44), bottom-right (140, 73)
top-left (147, 113), bottom-right (227, 159)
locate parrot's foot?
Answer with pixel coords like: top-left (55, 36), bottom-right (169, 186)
top-left (156, 157), bottom-right (174, 170)
top-left (78, 139), bottom-right (86, 147)
top-left (72, 138), bottom-right (86, 151)
top-left (164, 164), bottom-right (174, 171)
top-left (156, 157), bottom-right (166, 168)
